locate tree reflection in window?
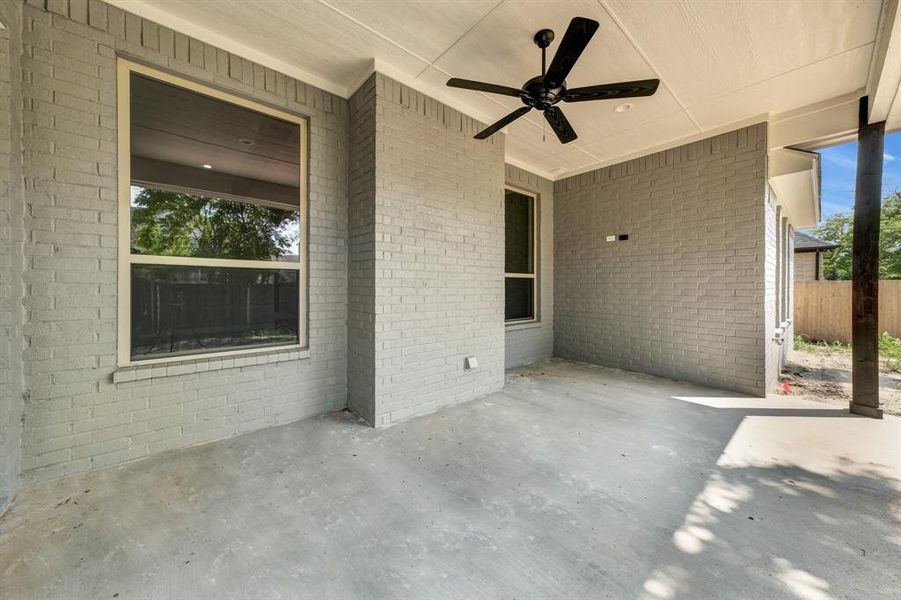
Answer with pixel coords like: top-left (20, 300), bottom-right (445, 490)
top-left (130, 187), bottom-right (300, 262)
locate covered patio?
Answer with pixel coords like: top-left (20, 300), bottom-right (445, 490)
top-left (2, 360), bottom-right (898, 599)
top-left (2, 1), bottom-right (901, 596)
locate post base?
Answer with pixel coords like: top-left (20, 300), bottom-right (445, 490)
top-left (849, 402), bottom-right (883, 419)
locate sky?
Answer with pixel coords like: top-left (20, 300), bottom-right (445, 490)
top-left (817, 131), bottom-right (901, 222)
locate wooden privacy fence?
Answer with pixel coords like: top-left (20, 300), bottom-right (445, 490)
top-left (794, 280), bottom-right (901, 343)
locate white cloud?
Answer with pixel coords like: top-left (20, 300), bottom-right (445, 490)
top-left (885, 152), bottom-right (897, 162)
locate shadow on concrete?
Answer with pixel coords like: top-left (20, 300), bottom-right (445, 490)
top-left (638, 460), bottom-right (900, 599)
top-left (634, 392), bottom-right (900, 598)
top-left (2, 359), bottom-right (898, 599)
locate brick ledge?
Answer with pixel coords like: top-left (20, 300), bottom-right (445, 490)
top-left (113, 348), bottom-right (311, 383)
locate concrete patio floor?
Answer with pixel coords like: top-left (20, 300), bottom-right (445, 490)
top-left (1, 359), bottom-right (899, 599)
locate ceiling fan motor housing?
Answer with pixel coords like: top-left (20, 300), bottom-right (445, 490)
top-left (523, 76), bottom-right (564, 111)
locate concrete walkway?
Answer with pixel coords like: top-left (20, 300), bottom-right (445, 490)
top-left (2, 360), bottom-right (899, 599)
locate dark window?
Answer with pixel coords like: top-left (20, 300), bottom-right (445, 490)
top-left (505, 191), bottom-right (534, 273)
top-left (505, 278), bottom-right (534, 321)
top-left (124, 69), bottom-right (304, 361)
top-left (131, 265), bottom-right (299, 360)
top-left (504, 189), bottom-right (536, 322)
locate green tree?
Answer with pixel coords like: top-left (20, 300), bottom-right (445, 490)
top-left (813, 192), bottom-right (901, 280)
top-left (131, 187), bottom-right (299, 261)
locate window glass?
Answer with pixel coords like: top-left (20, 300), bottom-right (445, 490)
top-left (505, 278), bottom-right (534, 321)
top-left (505, 190), bottom-right (534, 274)
top-left (130, 74), bottom-right (300, 209)
top-left (130, 185), bottom-right (299, 261)
top-left (123, 68), bottom-right (305, 362)
top-left (129, 73), bottom-right (301, 262)
top-left (504, 188), bottom-right (537, 322)
top-left (131, 265), bottom-right (299, 360)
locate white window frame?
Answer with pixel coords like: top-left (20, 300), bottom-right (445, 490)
top-left (504, 185), bottom-right (539, 325)
top-left (116, 59), bottom-right (309, 367)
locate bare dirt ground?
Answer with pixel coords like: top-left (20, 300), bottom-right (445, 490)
top-left (780, 347), bottom-right (901, 416)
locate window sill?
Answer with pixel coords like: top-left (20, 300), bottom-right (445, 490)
top-left (113, 347), bottom-right (310, 384)
top-left (506, 320), bottom-right (542, 331)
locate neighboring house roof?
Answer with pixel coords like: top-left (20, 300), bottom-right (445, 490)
top-left (794, 231), bottom-right (839, 253)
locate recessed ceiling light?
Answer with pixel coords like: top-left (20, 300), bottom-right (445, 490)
top-left (614, 103), bottom-right (634, 113)
top-left (202, 164), bottom-right (213, 169)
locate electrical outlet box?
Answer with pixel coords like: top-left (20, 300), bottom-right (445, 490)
top-left (606, 235), bottom-right (616, 242)
top-left (465, 356), bottom-right (479, 370)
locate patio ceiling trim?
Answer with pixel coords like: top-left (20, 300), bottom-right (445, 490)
top-left (768, 148), bottom-right (821, 228)
top-left (106, 0), bottom-right (536, 171)
top-left (107, 0), bottom-right (898, 182)
top-left (105, 0), bottom-right (508, 121)
top-left (768, 92), bottom-right (862, 151)
top-left (105, 0), bottom-right (344, 97)
top-left (867, 0), bottom-right (901, 124)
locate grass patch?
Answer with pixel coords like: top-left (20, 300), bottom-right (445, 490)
top-left (794, 333), bottom-right (901, 372)
top-left (880, 333), bottom-right (901, 372)
top-left (793, 335), bottom-right (849, 354)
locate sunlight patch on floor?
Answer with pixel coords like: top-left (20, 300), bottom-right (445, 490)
top-left (716, 414), bottom-right (901, 486)
top-left (641, 396), bottom-right (901, 598)
top-left (773, 557), bottom-right (834, 600)
top-left (669, 395), bottom-right (836, 410)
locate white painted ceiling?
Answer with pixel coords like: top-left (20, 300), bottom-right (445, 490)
top-left (112, 0), bottom-right (889, 180)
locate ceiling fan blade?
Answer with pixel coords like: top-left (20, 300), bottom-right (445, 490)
top-left (474, 106), bottom-right (532, 139)
top-left (544, 106), bottom-right (577, 144)
top-left (563, 79), bottom-right (660, 103)
top-left (544, 17), bottom-right (599, 87)
top-left (447, 77), bottom-right (525, 98)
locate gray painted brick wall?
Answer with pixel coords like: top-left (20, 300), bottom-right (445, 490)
top-left (349, 73), bottom-right (506, 427)
top-left (0, 7), bottom-right (14, 508)
top-left (554, 124), bottom-right (769, 396)
top-left (765, 185), bottom-right (780, 390)
top-left (0, 12), bottom-right (11, 509)
top-left (504, 164), bottom-right (553, 368)
top-left (764, 186), bottom-right (795, 388)
top-left (0, 0), bottom-right (24, 511)
top-left (347, 74), bottom-right (376, 425)
top-left (2, 1), bottom-right (787, 496)
top-left (15, 0), bottom-right (348, 485)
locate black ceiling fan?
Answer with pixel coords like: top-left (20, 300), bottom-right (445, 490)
top-left (447, 17), bottom-right (659, 144)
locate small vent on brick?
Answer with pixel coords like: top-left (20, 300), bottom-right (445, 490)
top-left (618, 234), bottom-right (629, 241)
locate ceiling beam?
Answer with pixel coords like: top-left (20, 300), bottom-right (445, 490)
top-left (866, 0), bottom-right (901, 123)
top-left (768, 92), bottom-right (862, 151)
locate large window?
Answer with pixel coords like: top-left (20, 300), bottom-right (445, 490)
top-left (505, 188), bottom-right (538, 323)
top-left (117, 60), bottom-right (307, 364)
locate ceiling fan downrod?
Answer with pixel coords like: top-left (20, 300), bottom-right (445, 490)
top-left (534, 28), bottom-right (554, 76)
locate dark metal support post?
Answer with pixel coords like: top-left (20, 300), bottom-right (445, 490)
top-left (851, 96), bottom-right (885, 419)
